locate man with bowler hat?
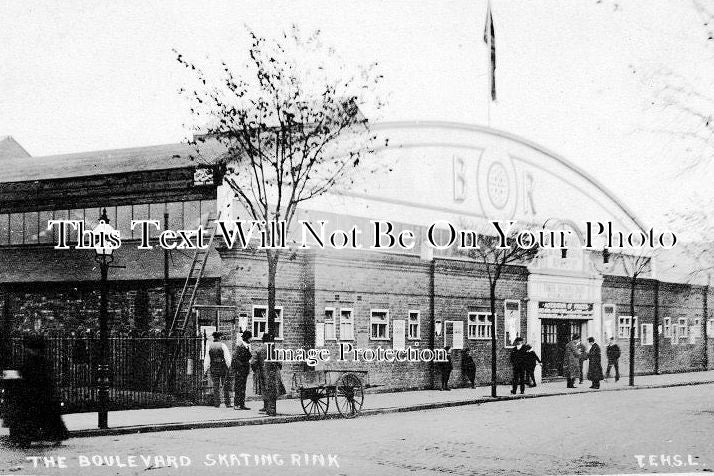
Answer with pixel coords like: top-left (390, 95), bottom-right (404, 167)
top-left (510, 337), bottom-right (528, 395)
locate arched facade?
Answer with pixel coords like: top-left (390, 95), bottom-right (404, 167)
top-left (215, 121), bottom-right (667, 384)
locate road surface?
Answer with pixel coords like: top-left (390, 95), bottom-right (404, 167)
top-left (1, 384), bottom-right (712, 475)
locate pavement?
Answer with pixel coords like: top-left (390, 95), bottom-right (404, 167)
top-left (6, 383), bottom-right (707, 475)
top-left (22, 370), bottom-right (714, 438)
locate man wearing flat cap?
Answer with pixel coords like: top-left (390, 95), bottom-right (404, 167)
top-left (203, 331), bottom-right (232, 407)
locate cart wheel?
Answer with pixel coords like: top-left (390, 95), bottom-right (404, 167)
top-left (335, 373), bottom-right (364, 418)
top-left (300, 387), bottom-right (329, 418)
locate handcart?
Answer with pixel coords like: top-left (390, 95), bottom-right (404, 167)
top-left (291, 369), bottom-right (367, 419)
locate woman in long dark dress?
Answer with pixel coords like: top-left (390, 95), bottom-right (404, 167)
top-left (257, 333), bottom-right (286, 416)
top-left (9, 336), bottom-right (69, 446)
top-left (461, 348), bottom-right (476, 388)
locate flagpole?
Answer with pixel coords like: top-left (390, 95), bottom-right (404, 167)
top-left (486, 0), bottom-right (491, 127)
top-left (483, 0), bottom-right (495, 127)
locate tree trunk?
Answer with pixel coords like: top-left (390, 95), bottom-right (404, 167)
top-left (490, 282), bottom-right (498, 398)
top-left (653, 279), bottom-right (660, 374)
top-left (266, 249), bottom-right (280, 338)
top-left (629, 276), bottom-right (636, 386)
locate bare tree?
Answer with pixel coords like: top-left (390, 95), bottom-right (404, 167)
top-left (597, 0), bottom-right (713, 370)
top-left (600, 248), bottom-right (654, 385)
top-left (466, 223), bottom-right (540, 397)
top-left (177, 25), bottom-right (386, 336)
top-left (666, 199), bottom-right (714, 281)
top-left (634, 0), bottom-right (714, 175)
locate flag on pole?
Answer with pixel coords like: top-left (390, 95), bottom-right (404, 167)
top-left (483, 0), bottom-right (496, 101)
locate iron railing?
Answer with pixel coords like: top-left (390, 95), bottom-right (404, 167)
top-left (2, 335), bottom-right (209, 413)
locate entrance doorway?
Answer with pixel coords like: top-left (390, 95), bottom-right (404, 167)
top-left (540, 319), bottom-right (587, 378)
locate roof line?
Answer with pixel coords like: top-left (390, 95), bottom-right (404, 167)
top-left (370, 120), bottom-right (648, 232)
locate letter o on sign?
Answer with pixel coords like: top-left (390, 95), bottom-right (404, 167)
top-left (477, 147), bottom-right (517, 219)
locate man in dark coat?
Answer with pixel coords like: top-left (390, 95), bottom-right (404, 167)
top-left (439, 346), bottom-right (453, 390)
top-left (8, 335), bottom-right (69, 446)
top-left (231, 331), bottom-right (252, 410)
top-left (586, 337), bottom-right (604, 389)
top-left (461, 348), bottom-right (476, 388)
top-left (523, 344), bottom-right (541, 387)
top-left (563, 335), bottom-right (582, 388)
top-left (510, 337), bottom-right (527, 394)
top-left (605, 337), bottom-right (621, 382)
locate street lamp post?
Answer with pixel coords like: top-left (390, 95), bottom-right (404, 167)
top-left (94, 209), bottom-right (115, 429)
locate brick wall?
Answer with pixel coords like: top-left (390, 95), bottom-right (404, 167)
top-left (0, 280), bottom-right (219, 335)
top-left (218, 248), bottom-right (529, 392)
top-left (602, 276), bottom-right (711, 376)
top-left (4, 246), bottom-right (712, 395)
top-left (434, 259), bottom-right (529, 386)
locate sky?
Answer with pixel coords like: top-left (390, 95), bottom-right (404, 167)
top-left (1, 0), bottom-right (712, 230)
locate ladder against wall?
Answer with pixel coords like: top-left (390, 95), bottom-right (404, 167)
top-left (167, 211), bottom-right (223, 337)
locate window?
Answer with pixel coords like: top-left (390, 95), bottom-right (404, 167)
top-left (468, 312), bottom-right (493, 340)
top-left (663, 317), bottom-right (671, 338)
top-left (618, 316), bottom-right (638, 339)
top-left (678, 318), bottom-right (688, 339)
top-left (200, 199), bottom-right (217, 226)
top-left (149, 203), bottom-right (165, 238)
top-left (339, 309), bottom-right (354, 340)
top-left (131, 204), bottom-right (149, 239)
top-left (116, 205), bottom-right (133, 240)
top-left (370, 309), bottom-right (389, 340)
top-left (408, 310), bottom-right (420, 340)
top-left (84, 207), bottom-right (101, 231)
top-left (9, 213), bottom-right (23, 245)
top-left (252, 305), bottom-right (284, 340)
top-left (641, 323), bottom-right (653, 345)
top-left (0, 215), bottom-right (8, 245)
top-left (38, 210), bottom-right (54, 244)
top-left (0, 203), bottom-right (202, 247)
top-left (24, 212), bottom-right (38, 244)
top-left (167, 202), bottom-right (184, 231)
top-left (542, 322), bottom-right (557, 344)
top-left (324, 308), bottom-right (336, 341)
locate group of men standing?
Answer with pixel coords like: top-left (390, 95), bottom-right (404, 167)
top-left (563, 335), bottom-right (601, 388)
top-left (203, 330), bottom-right (286, 416)
top-left (563, 335), bottom-right (621, 388)
top-left (509, 337), bottom-right (542, 394)
top-left (511, 335), bottom-right (622, 392)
